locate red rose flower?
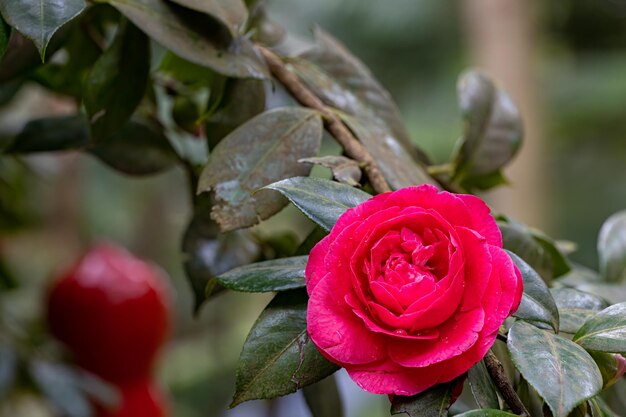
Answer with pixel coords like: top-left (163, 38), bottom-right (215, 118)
top-left (306, 185), bottom-right (523, 395)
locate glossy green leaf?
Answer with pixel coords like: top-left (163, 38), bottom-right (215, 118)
top-left (89, 118), bottom-right (179, 176)
top-left (467, 361), bottom-right (500, 410)
top-left (104, 0), bottom-right (267, 78)
top-left (31, 361), bottom-right (92, 417)
top-left (508, 321), bottom-right (602, 417)
top-left (302, 374), bottom-right (344, 417)
top-left (508, 251), bottom-right (559, 332)
top-left (574, 302), bottom-right (626, 352)
top-left (0, 345), bottom-right (17, 399)
top-left (84, 20), bottom-right (150, 141)
top-left (589, 351), bottom-right (624, 388)
top-left (453, 411), bottom-right (518, 417)
top-left (0, 0), bottom-right (85, 59)
top-left (390, 378), bottom-right (461, 417)
top-left (341, 115), bottom-right (434, 189)
top-left (552, 288), bottom-right (608, 334)
top-left (215, 256), bottom-right (307, 292)
top-left (299, 156), bottom-right (362, 187)
top-left (168, 0), bottom-right (247, 36)
top-left (264, 176), bottom-right (371, 231)
top-left (6, 114), bottom-right (89, 153)
top-left (0, 14), bottom-right (9, 60)
top-left (198, 108), bottom-right (323, 232)
top-left (295, 27), bottom-right (415, 155)
top-left (500, 218), bottom-right (571, 283)
top-left (598, 210), bottom-right (626, 282)
top-left (231, 290), bottom-right (339, 406)
top-left (182, 194), bottom-right (260, 314)
top-left (453, 70), bottom-right (522, 187)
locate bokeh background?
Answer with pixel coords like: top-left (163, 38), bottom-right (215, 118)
top-left (2, 0), bottom-right (626, 416)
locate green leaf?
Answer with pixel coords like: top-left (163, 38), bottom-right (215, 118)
top-left (182, 194), bottom-right (260, 314)
top-left (507, 321), bottom-right (603, 417)
top-left (499, 218), bottom-right (571, 283)
top-left (89, 118), bottom-right (179, 176)
top-left (295, 27), bottom-right (416, 157)
top-left (0, 257), bottom-right (17, 291)
top-left (215, 256), bottom-right (307, 292)
top-left (205, 77), bottom-right (266, 149)
top-left (168, 0), bottom-right (247, 36)
top-left (573, 302), bottom-right (626, 353)
top-left (453, 70), bottom-right (522, 187)
top-left (6, 114), bottom-right (89, 153)
top-left (467, 360), bottom-right (500, 410)
top-left (302, 374), bottom-right (344, 417)
top-left (508, 251), bottom-right (560, 332)
top-left (104, 0), bottom-right (267, 79)
top-left (589, 351), bottom-right (624, 388)
top-left (299, 156), bottom-right (362, 187)
top-left (264, 176), bottom-right (371, 231)
top-left (197, 107), bottom-right (323, 232)
top-left (598, 210), bottom-right (626, 283)
top-left (552, 288), bottom-right (608, 334)
top-left (390, 379), bottom-right (461, 417)
top-left (341, 113), bottom-right (434, 189)
top-left (0, 0), bottom-right (85, 60)
top-left (453, 411), bottom-right (518, 417)
top-left (84, 20), bottom-right (150, 141)
top-left (30, 361), bottom-right (93, 417)
top-left (231, 290), bottom-right (339, 406)
top-left (0, 345), bottom-right (17, 400)
top-left (0, 14), bottom-right (9, 60)
top-left (589, 397), bottom-right (619, 417)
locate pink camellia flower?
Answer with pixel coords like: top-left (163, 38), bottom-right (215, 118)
top-left (306, 184), bottom-right (523, 396)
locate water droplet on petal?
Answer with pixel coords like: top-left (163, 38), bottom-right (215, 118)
top-left (394, 329), bottom-right (407, 335)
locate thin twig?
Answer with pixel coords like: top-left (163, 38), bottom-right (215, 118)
top-left (484, 350), bottom-right (530, 416)
top-left (257, 45), bottom-right (391, 194)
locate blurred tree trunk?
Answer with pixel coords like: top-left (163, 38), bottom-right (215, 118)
top-left (461, 0), bottom-right (548, 230)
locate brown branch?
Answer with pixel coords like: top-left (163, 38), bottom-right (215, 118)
top-left (484, 351), bottom-right (530, 416)
top-left (257, 46), bottom-right (391, 194)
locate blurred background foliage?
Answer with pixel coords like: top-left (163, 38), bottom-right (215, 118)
top-left (1, 0), bottom-right (626, 416)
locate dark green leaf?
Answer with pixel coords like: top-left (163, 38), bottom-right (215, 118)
top-left (168, 0), bottom-right (247, 36)
top-left (589, 351), bottom-right (624, 388)
top-left (508, 251), bottom-right (559, 332)
top-left (341, 114), bottom-right (434, 189)
top-left (205, 77), bottom-right (266, 148)
top-left (390, 378), bottom-right (461, 417)
top-left (302, 374), bottom-right (344, 417)
top-left (89, 118), bottom-right (178, 176)
top-left (467, 361), bottom-right (500, 410)
top-left (589, 397), bottom-right (619, 417)
top-left (299, 156), bottom-right (362, 187)
top-left (0, 14), bottom-right (9, 60)
top-left (453, 411), bottom-right (518, 417)
top-left (6, 114), bottom-right (89, 153)
top-left (231, 290), bottom-right (339, 406)
top-left (0, 257), bottom-right (16, 291)
top-left (104, 0), bottom-right (267, 78)
top-left (0, 0), bottom-right (85, 60)
top-left (295, 27), bottom-right (415, 156)
top-left (508, 321), bottom-right (602, 417)
top-left (453, 70), bottom-right (522, 187)
top-left (182, 194), bottom-right (260, 314)
top-left (598, 210), bottom-right (626, 283)
top-left (0, 345), bottom-right (17, 399)
top-left (84, 20), bottom-right (150, 141)
top-left (264, 176), bottom-right (371, 231)
top-left (0, 32), bottom-right (44, 82)
top-left (30, 361), bottom-right (93, 417)
top-left (215, 256), bottom-right (307, 292)
top-left (573, 302), bottom-right (626, 353)
top-left (500, 218), bottom-right (571, 283)
top-left (198, 107), bottom-right (323, 232)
